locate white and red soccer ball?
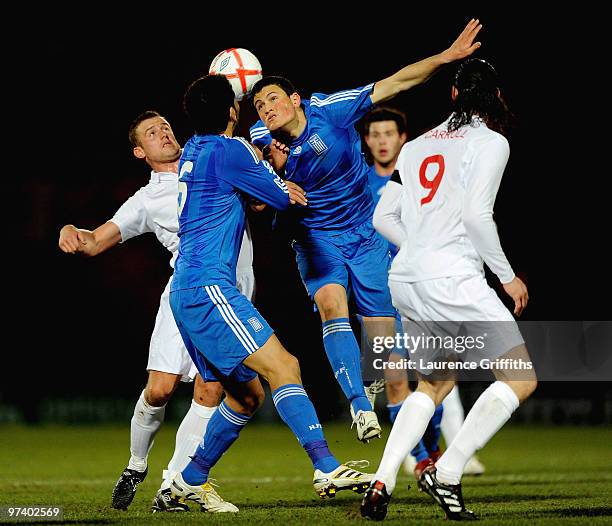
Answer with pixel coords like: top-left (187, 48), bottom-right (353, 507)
top-left (209, 48), bottom-right (263, 101)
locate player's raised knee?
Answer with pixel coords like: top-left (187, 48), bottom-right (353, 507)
top-left (279, 351), bottom-right (301, 378)
top-left (314, 285), bottom-right (348, 321)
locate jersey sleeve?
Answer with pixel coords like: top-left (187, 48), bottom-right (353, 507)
top-left (310, 84), bottom-right (375, 128)
top-left (109, 188), bottom-right (152, 242)
top-left (462, 134), bottom-right (515, 284)
top-left (373, 180), bottom-right (407, 247)
top-left (221, 137), bottom-right (291, 211)
top-left (249, 120), bottom-right (271, 149)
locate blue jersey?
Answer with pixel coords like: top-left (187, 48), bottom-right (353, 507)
top-left (366, 164), bottom-right (398, 256)
top-left (172, 134), bottom-right (290, 291)
top-left (367, 165), bottom-right (392, 206)
top-left (250, 84), bottom-right (375, 236)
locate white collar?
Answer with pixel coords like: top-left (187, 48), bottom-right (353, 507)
top-left (149, 170), bottom-right (178, 183)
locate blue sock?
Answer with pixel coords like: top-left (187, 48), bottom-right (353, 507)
top-left (273, 383), bottom-right (340, 473)
top-left (181, 401), bottom-right (250, 485)
top-left (322, 318), bottom-right (370, 413)
top-left (411, 440), bottom-right (429, 462)
top-left (387, 401), bottom-right (403, 423)
top-left (423, 404), bottom-right (444, 454)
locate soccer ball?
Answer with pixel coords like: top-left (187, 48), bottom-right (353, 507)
top-left (209, 48), bottom-right (263, 101)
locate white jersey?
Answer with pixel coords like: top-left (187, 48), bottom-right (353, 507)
top-left (110, 170), bottom-right (253, 272)
top-left (380, 116), bottom-right (514, 284)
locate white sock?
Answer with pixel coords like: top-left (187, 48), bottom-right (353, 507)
top-left (436, 381), bottom-right (519, 485)
top-left (161, 401), bottom-right (217, 489)
top-left (128, 390), bottom-right (166, 471)
top-left (375, 391), bottom-right (435, 493)
top-left (441, 385), bottom-right (465, 445)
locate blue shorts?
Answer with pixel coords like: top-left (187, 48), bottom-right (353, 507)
top-left (170, 283), bottom-right (273, 383)
top-left (293, 221), bottom-right (396, 317)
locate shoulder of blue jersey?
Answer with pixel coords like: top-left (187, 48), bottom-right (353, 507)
top-left (230, 136), bottom-right (260, 164)
top-left (310, 84), bottom-right (374, 108)
top-left (249, 122), bottom-right (270, 144)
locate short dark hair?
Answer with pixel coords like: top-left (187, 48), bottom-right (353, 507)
top-left (128, 110), bottom-right (162, 147)
top-left (250, 75), bottom-right (298, 102)
top-left (448, 58), bottom-right (512, 135)
top-left (183, 75), bottom-right (235, 135)
top-left (362, 107), bottom-right (407, 136)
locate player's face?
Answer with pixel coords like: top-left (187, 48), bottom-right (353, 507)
top-left (365, 121), bottom-right (406, 166)
top-left (253, 85), bottom-right (299, 132)
top-left (135, 117), bottom-right (181, 163)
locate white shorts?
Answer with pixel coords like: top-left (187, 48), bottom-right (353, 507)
top-left (236, 268), bottom-right (255, 302)
top-left (147, 269), bottom-right (256, 382)
top-left (389, 274), bottom-right (524, 371)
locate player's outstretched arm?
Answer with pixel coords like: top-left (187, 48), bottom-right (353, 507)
top-left (58, 222), bottom-right (122, 257)
top-left (372, 18), bottom-right (482, 104)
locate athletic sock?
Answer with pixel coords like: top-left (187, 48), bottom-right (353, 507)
top-left (181, 402), bottom-right (249, 486)
top-left (436, 381), bottom-right (519, 485)
top-left (273, 383), bottom-right (340, 473)
top-left (375, 392), bottom-right (435, 493)
top-left (440, 384), bottom-right (465, 446)
top-left (322, 318), bottom-right (370, 414)
top-left (161, 401), bottom-right (216, 490)
top-left (128, 390), bottom-right (165, 472)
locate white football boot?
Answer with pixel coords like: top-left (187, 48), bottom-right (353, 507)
top-left (313, 460), bottom-right (374, 498)
top-left (170, 474), bottom-right (238, 513)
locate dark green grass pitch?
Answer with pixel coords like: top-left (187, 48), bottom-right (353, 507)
top-left (0, 423), bottom-right (611, 525)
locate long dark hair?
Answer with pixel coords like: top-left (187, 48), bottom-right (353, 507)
top-left (448, 58), bottom-right (511, 135)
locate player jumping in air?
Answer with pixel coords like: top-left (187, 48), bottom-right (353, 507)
top-left (249, 19), bottom-right (483, 443)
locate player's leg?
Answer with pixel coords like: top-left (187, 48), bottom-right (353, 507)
top-left (172, 373), bottom-right (264, 513)
top-left (170, 284), bottom-right (372, 501)
top-left (440, 384), bottom-right (464, 446)
top-left (361, 376), bottom-right (454, 520)
top-left (373, 377), bottom-right (454, 493)
top-left (180, 374), bottom-right (264, 486)
top-left (158, 266), bottom-right (253, 501)
top-left (355, 313), bottom-right (388, 419)
top-left (135, 370), bottom-right (182, 466)
top-left (434, 345), bottom-right (537, 486)
top-left (347, 223), bottom-right (406, 440)
top-left (315, 284), bottom-right (373, 415)
top-left (178, 272), bottom-right (264, 486)
top-left (441, 385), bottom-right (486, 475)
top-left (383, 354), bottom-right (421, 474)
top-left (243, 333), bottom-right (374, 497)
top-left (293, 236), bottom-right (374, 431)
top-left (152, 376), bottom-right (224, 512)
top-left (419, 346), bottom-right (535, 521)
top-left (419, 276), bottom-right (536, 520)
top-left (361, 277), bottom-right (454, 520)
top-left (383, 356), bottom-right (442, 478)
top-left (111, 370), bottom-right (181, 510)
top-left (166, 284), bottom-right (265, 512)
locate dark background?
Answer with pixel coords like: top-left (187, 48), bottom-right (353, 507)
top-left (7, 13), bottom-right (609, 423)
